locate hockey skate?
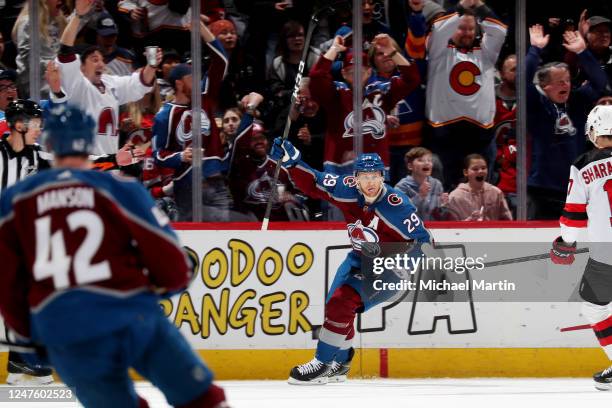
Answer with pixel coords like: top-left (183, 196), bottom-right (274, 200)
top-left (594, 365), bottom-right (612, 391)
top-left (6, 360), bottom-right (53, 385)
top-left (328, 348), bottom-right (355, 383)
top-left (288, 358), bottom-right (331, 385)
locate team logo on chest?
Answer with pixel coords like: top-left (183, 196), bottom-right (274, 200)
top-left (176, 109), bottom-right (212, 144)
top-left (387, 194), bottom-right (403, 205)
top-left (343, 100), bottom-right (386, 139)
top-left (449, 61), bottom-right (481, 96)
top-left (347, 219), bottom-right (380, 251)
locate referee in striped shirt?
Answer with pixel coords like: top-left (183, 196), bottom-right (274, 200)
top-left (0, 99), bottom-right (53, 385)
top-left (0, 99), bottom-right (50, 194)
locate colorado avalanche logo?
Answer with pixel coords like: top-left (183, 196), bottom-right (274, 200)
top-left (245, 173), bottom-right (278, 207)
top-left (347, 220), bottom-right (380, 251)
top-left (176, 109), bottom-right (212, 144)
top-left (343, 101), bottom-right (386, 139)
top-left (343, 176), bottom-right (357, 187)
top-left (387, 194), bottom-right (403, 206)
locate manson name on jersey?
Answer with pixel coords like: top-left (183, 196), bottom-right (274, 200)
top-left (37, 187), bottom-right (95, 215)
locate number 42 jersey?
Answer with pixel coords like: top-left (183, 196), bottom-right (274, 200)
top-left (561, 147), bottom-right (612, 264)
top-left (0, 169), bottom-right (191, 346)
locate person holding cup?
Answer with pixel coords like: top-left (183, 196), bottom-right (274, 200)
top-left (50, 0), bottom-right (160, 170)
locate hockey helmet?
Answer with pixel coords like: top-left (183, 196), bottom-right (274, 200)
top-left (5, 99), bottom-right (42, 129)
top-left (354, 153), bottom-right (385, 177)
top-left (586, 105), bottom-right (612, 147)
top-left (42, 105), bottom-right (95, 157)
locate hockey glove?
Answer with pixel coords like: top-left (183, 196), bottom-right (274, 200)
top-left (550, 236), bottom-right (577, 265)
top-left (270, 137), bottom-right (301, 167)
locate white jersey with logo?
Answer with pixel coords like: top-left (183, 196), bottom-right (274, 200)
top-left (561, 147), bottom-right (612, 264)
top-left (53, 54), bottom-right (152, 156)
top-left (425, 13), bottom-right (507, 128)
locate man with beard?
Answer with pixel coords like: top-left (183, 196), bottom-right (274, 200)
top-left (228, 119), bottom-right (306, 221)
top-left (425, 8), bottom-right (507, 190)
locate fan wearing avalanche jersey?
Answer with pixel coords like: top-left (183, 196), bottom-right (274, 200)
top-left (308, 33), bottom-right (420, 175)
top-left (229, 118), bottom-right (306, 221)
top-left (0, 105), bottom-right (229, 408)
top-left (550, 105), bottom-right (612, 391)
top-left (153, 19), bottom-right (235, 221)
top-left (50, 0), bottom-right (158, 168)
top-left (269, 138), bottom-right (431, 385)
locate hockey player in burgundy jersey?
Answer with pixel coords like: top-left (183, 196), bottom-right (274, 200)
top-left (0, 105), bottom-right (229, 407)
top-left (550, 105), bottom-right (612, 391)
top-left (270, 137), bottom-right (431, 385)
top-left (308, 33), bottom-right (421, 175)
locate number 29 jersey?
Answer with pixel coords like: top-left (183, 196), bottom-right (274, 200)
top-left (0, 169), bottom-right (191, 345)
top-left (287, 162), bottom-right (432, 252)
top-left (561, 147), bottom-right (612, 264)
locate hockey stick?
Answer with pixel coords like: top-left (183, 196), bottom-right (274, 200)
top-left (260, 2), bottom-right (347, 230)
top-left (482, 248), bottom-right (589, 268)
top-left (560, 324), bottom-right (591, 332)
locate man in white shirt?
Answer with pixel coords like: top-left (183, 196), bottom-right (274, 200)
top-left (51, 0), bottom-right (160, 168)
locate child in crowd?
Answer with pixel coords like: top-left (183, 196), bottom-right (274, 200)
top-left (448, 154), bottom-right (512, 221)
top-left (395, 147), bottom-right (449, 220)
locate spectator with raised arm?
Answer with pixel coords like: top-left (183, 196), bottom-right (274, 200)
top-left (527, 24), bottom-right (608, 219)
top-left (153, 19), bottom-right (253, 222)
top-left (566, 11), bottom-right (612, 93)
top-left (212, 18), bottom-right (262, 115)
top-left (309, 33), bottom-right (420, 176)
top-left (425, 6), bottom-right (507, 190)
top-left (52, 0), bottom-right (159, 171)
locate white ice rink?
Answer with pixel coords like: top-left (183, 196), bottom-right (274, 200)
top-left (1, 378), bottom-right (610, 408)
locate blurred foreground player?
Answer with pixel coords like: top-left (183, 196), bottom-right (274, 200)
top-left (550, 105), bottom-right (612, 391)
top-left (270, 138), bottom-right (431, 384)
top-left (0, 105), bottom-right (229, 407)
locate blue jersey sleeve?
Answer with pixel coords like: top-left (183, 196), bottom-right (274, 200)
top-left (288, 161), bottom-right (358, 204)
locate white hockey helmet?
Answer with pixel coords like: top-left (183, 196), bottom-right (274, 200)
top-left (586, 105), bottom-right (612, 147)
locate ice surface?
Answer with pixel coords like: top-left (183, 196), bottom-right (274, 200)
top-left (1, 378), bottom-right (609, 408)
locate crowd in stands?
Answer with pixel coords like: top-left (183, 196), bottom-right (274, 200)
top-left (0, 0), bottom-right (611, 223)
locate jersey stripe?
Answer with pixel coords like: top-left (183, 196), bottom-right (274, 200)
top-left (559, 216), bottom-right (588, 227)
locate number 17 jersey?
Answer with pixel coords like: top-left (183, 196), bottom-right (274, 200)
top-left (561, 147), bottom-right (612, 264)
